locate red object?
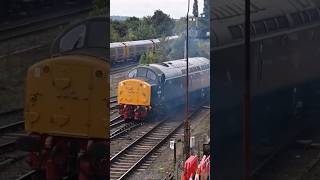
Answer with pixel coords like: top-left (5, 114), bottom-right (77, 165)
top-left (16, 134), bottom-right (108, 180)
top-left (134, 106), bottom-right (149, 120)
top-left (198, 155), bottom-right (210, 179)
top-left (120, 105), bottom-right (134, 120)
top-left (120, 104), bottom-right (150, 121)
top-left (181, 155), bottom-right (198, 180)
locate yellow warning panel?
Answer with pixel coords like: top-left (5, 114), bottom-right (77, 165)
top-left (118, 79), bottom-right (151, 106)
top-left (25, 55), bottom-right (109, 139)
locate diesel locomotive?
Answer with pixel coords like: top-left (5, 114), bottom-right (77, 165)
top-left (16, 16), bottom-right (109, 180)
top-left (110, 36), bottom-right (178, 64)
top-left (118, 57), bottom-right (210, 121)
top-left (211, 0), bottom-right (320, 179)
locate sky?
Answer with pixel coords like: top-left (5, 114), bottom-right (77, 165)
top-left (110, 0), bottom-right (204, 19)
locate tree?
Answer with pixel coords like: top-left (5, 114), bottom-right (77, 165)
top-left (193, 0), bottom-right (199, 18)
top-left (111, 26), bottom-right (121, 42)
top-left (125, 16), bottom-right (140, 30)
top-left (139, 51), bottom-right (159, 64)
top-left (203, 0), bottom-right (209, 19)
top-left (111, 20), bottom-right (128, 38)
top-left (91, 0), bottom-right (107, 15)
top-left (151, 10), bottom-right (175, 36)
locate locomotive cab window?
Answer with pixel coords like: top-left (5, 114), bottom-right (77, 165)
top-left (128, 69), bottom-right (137, 78)
top-left (146, 70), bottom-right (157, 82)
top-left (137, 68), bottom-right (147, 77)
top-left (87, 21), bottom-right (106, 48)
top-left (59, 24), bottom-right (86, 52)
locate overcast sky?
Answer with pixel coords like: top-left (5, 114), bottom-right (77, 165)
top-left (110, 0), bottom-right (204, 19)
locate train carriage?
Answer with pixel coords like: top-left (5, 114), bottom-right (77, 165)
top-left (110, 35), bottom-right (179, 64)
top-left (110, 42), bottom-right (127, 62)
top-left (123, 40), bottom-right (155, 61)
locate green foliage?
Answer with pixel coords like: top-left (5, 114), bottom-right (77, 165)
top-left (91, 0), bottom-right (107, 15)
top-left (203, 0), bottom-right (209, 20)
top-left (111, 10), bottom-right (174, 42)
top-left (139, 51), bottom-right (159, 64)
top-left (151, 10), bottom-right (175, 36)
top-left (193, 0), bottom-right (199, 17)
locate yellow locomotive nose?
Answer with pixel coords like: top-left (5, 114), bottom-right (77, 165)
top-left (118, 79), bottom-right (151, 106)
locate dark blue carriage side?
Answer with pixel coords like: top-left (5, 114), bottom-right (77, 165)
top-left (211, 0), bottom-right (320, 179)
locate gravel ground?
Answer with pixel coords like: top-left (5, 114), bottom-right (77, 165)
top-left (128, 108), bottom-right (210, 180)
top-left (110, 69), bottom-right (130, 97)
top-left (110, 119), bottom-right (163, 157)
top-left (0, 46), bottom-right (49, 113)
top-left (0, 111), bottom-right (23, 127)
top-left (0, 156), bottom-right (31, 180)
top-left (0, 11), bottom-right (90, 113)
top-left (254, 122), bottom-right (320, 180)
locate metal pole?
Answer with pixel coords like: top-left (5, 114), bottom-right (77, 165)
top-left (243, 0), bottom-right (251, 179)
top-left (174, 142), bottom-right (177, 167)
top-left (184, 0), bottom-right (191, 161)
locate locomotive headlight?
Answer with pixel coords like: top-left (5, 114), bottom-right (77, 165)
top-left (95, 70), bottom-right (103, 78)
top-left (43, 65), bottom-right (50, 74)
top-left (143, 85), bottom-right (146, 88)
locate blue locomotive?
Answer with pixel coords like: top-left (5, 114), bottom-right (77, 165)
top-left (117, 57), bottom-right (210, 120)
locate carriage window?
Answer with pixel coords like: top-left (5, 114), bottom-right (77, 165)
top-left (118, 47), bottom-right (123, 54)
top-left (291, 13), bottom-right (303, 25)
top-left (59, 24), bottom-right (86, 52)
top-left (302, 11), bottom-right (310, 23)
top-left (147, 70), bottom-right (157, 81)
top-left (228, 25), bottom-right (243, 39)
top-left (265, 18), bottom-right (277, 32)
top-left (253, 21), bottom-right (266, 34)
top-left (111, 48), bottom-right (116, 56)
top-left (128, 69), bottom-right (137, 78)
top-left (276, 16), bottom-right (289, 29)
top-left (308, 9), bottom-right (319, 21)
top-left (239, 24), bottom-right (255, 35)
top-left (137, 68), bottom-right (147, 77)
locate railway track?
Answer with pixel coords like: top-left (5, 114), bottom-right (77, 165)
top-left (110, 96), bottom-right (119, 110)
top-left (109, 97), bottom-right (147, 141)
top-left (0, 7), bottom-right (92, 42)
top-left (0, 109), bottom-right (24, 153)
top-left (109, 103), bottom-right (206, 180)
top-left (252, 118), bottom-right (320, 180)
top-left (110, 120), bottom-right (144, 140)
top-left (110, 62), bottom-right (138, 74)
top-left (15, 170), bottom-right (37, 180)
top-left (109, 118), bottom-right (181, 180)
top-left (110, 115), bottom-right (124, 128)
